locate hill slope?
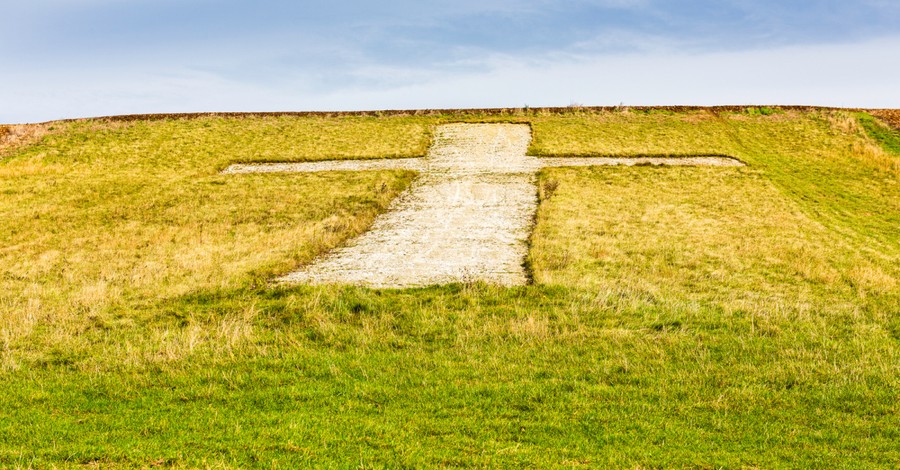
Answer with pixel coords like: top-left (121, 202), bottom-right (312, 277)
top-left (0, 108), bottom-right (897, 467)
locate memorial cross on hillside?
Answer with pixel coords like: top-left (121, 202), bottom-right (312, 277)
top-left (223, 123), bottom-right (743, 288)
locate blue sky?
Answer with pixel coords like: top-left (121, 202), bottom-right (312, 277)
top-left (3, 0), bottom-right (900, 123)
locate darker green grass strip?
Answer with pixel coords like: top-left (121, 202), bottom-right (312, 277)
top-left (859, 113), bottom-right (900, 154)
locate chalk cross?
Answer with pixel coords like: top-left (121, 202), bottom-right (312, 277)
top-left (223, 123), bottom-right (743, 288)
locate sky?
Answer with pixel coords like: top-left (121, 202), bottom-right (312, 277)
top-left (2, 0), bottom-right (900, 123)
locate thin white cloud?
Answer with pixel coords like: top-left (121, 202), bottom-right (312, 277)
top-left (2, 36), bottom-right (899, 123)
top-left (287, 36), bottom-right (900, 110)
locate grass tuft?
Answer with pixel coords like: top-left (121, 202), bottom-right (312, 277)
top-left (745, 106), bottom-right (780, 116)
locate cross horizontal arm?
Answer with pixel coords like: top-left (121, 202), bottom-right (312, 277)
top-left (220, 124), bottom-right (747, 288)
top-left (536, 156), bottom-right (745, 168)
top-left (222, 158), bottom-right (426, 174)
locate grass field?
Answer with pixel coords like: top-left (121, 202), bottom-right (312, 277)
top-left (1, 109), bottom-right (898, 467)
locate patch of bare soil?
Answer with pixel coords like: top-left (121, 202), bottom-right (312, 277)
top-left (223, 159), bottom-right (426, 174)
top-left (538, 156), bottom-right (744, 168)
top-left (870, 109), bottom-right (900, 130)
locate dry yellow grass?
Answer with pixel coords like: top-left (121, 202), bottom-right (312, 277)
top-left (0, 116), bottom-right (426, 366)
top-left (0, 123), bottom-right (54, 157)
top-left (0, 110), bottom-right (898, 467)
top-left (827, 112), bottom-right (900, 174)
top-left (531, 167), bottom-right (890, 313)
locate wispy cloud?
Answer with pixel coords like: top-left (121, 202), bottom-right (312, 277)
top-left (2, 1), bottom-right (899, 122)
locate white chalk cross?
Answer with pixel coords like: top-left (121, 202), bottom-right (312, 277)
top-left (223, 124), bottom-right (743, 288)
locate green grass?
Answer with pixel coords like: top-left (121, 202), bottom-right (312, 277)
top-left (859, 112), bottom-right (900, 154)
top-left (745, 106), bottom-right (780, 116)
top-left (0, 116), bottom-right (420, 365)
top-left (0, 110), bottom-right (898, 467)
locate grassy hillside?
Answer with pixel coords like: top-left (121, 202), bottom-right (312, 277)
top-left (0, 109), bottom-right (897, 467)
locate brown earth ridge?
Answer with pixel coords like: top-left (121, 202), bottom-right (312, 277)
top-left (2, 105), bottom-right (899, 126)
top-left (3, 106), bottom-right (898, 157)
top-left (870, 109), bottom-right (900, 129)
